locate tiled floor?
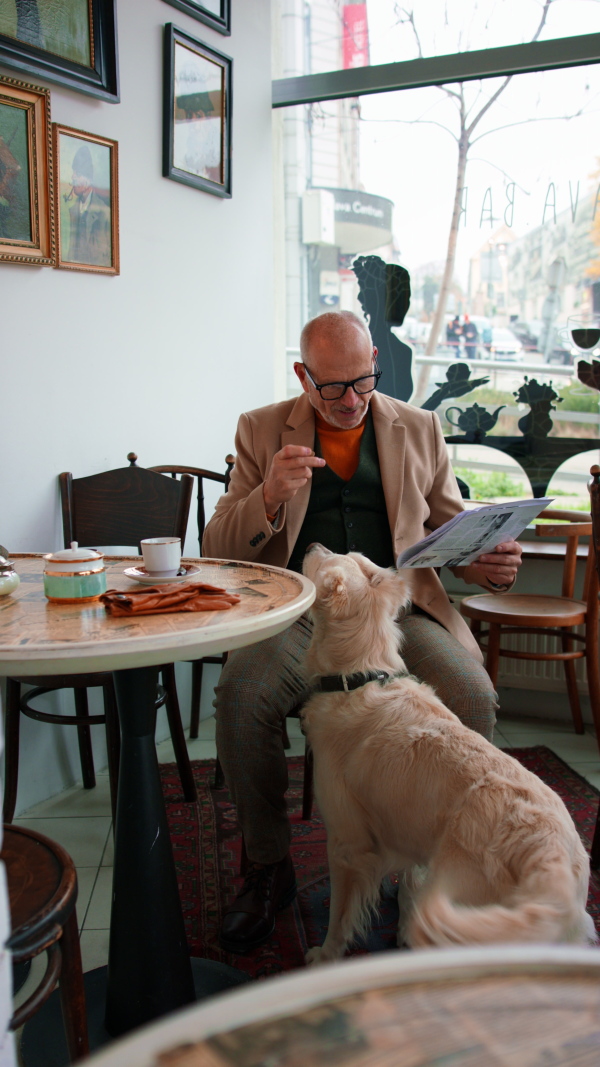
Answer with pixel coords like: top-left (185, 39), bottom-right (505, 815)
top-left (12, 711), bottom-right (600, 1011)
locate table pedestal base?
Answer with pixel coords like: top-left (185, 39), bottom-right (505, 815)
top-left (20, 960), bottom-right (249, 1067)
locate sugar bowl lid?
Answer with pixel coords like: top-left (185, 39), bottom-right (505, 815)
top-left (44, 542), bottom-right (103, 564)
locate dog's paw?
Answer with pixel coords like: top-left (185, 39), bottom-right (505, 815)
top-left (305, 946), bottom-right (325, 966)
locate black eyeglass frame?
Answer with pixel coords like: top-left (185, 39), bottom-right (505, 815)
top-left (302, 358), bottom-right (382, 400)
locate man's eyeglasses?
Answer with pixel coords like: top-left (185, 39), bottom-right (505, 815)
top-left (302, 359), bottom-right (381, 401)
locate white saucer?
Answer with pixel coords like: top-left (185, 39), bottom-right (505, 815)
top-left (123, 564), bottom-right (201, 585)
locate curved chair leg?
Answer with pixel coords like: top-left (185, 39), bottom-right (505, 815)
top-left (485, 623), bottom-right (502, 687)
top-left (563, 661), bottom-right (584, 735)
top-left (161, 664), bottom-right (197, 802)
top-left (3, 678), bottom-right (22, 823)
top-left (585, 612), bottom-right (600, 754)
top-left (561, 628), bottom-right (584, 734)
top-left (74, 688), bottom-right (96, 790)
top-left (190, 660), bottom-right (203, 740)
top-left (58, 907), bottom-right (89, 1063)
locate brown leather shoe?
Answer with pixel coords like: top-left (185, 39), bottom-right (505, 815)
top-left (219, 853), bottom-right (296, 952)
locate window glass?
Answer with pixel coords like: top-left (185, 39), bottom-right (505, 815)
top-left (280, 54), bottom-right (600, 507)
top-left (278, 0), bottom-right (599, 80)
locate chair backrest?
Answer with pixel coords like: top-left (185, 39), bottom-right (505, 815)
top-left (59, 452), bottom-right (194, 551)
top-left (149, 456), bottom-right (235, 555)
top-left (534, 507), bottom-right (596, 607)
top-left (590, 465), bottom-right (600, 585)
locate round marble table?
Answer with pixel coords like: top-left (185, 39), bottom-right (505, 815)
top-left (80, 944), bottom-right (600, 1067)
top-left (0, 555), bottom-right (314, 1051)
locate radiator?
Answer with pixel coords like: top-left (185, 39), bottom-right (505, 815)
top-left (451, 594), bottom-right (590, 693)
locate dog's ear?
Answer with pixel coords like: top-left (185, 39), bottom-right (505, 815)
top-left (369, 567), bottom-right (412, 610)
top-left (320, 567), bottom-right (349, 615)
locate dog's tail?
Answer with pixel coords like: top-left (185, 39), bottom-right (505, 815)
top-left (409, 884), bottom-right (595, 948)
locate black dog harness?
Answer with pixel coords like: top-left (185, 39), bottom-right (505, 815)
top-left (313, 669), bottom-right (407, 693)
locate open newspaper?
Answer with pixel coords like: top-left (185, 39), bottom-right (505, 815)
top-left (396, 497), bottom-right (553, 569)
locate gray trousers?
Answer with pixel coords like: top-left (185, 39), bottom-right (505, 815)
top-left (215, 610), bottom-right (497, 864)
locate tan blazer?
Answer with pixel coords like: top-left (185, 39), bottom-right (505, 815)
top-left (203, 391), bottom-right (485, 660)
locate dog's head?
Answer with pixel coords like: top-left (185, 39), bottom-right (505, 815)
top-left (302, 544), bottom-right (411, 621)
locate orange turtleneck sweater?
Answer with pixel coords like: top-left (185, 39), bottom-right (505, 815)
top-left (266, 413), bottom-right (367, 522)
top-left (314, 412), bottom-right (367, 481)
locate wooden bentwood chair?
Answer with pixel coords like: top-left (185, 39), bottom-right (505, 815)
top-left (460, 507), bottom-right (600, 750)
top-left (3, 824), bottom-right (88, 1062)
top-left (3, 454), bottom-right (196, 824)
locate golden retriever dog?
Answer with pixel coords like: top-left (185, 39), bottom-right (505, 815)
top-left (301, 544), bottom-right (595, 963)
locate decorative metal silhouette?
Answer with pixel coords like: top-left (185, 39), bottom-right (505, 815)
top-left (578, 359), bottom-right (600, 392)
top-left (445, 375), bottom-right (594, 497)
top-left (446, 402), bottom-right (505, 440)
top-left (421, 362), bottom-right (490, 412)
top-left (351, 255), bottom-right (598, 497)
top-left (353, 255), bottom-right (413, 402)
top-left (514, 378), bottom-right (562, 438)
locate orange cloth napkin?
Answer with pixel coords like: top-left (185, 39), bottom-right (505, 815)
top-left (100, 582), bottom-right (241, 617)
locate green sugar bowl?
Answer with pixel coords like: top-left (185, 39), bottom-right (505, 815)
top-left (43, 542), bottom-right (107, 603)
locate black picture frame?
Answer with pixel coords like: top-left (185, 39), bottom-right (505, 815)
top-left (163, 23), bottom-right (232, 199)
top-left (162, 0), bottom-right (230, 36)
top-left (0, 0), bottom-right (119, 103)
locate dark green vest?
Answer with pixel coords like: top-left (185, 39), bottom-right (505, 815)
top-left (288, 411), bottom-right (395, 572)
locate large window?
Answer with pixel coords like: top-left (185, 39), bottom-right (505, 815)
top-left (274, 0), bottom-right (600, 509)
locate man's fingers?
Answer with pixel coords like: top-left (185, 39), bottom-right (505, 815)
top-left (278, 455), bottom-right (326, 471)
top-left (278, 445), bottom-right (317, 459)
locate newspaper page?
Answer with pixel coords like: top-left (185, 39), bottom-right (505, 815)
top-left (396, 498), bottom-right (553, 569)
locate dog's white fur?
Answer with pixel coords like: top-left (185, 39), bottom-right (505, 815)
top-left (301, 545), bottom-right (595, 964)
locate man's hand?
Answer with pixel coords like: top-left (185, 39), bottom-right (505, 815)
top-left (263, 445), bottom-right (326, 516)
top-left (470, 540), bottom-right (523, 589)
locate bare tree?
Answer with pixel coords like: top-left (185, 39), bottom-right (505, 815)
top-left (393, 0), bottom-right (554, 403)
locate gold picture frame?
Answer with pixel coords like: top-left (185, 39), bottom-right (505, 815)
top-left (0, 75), bottom-right (53, 265)
top-left (53, 124), bottom-right (119, 275)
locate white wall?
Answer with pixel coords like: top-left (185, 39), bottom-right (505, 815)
top-left (0, 0), bottom-right (274, 814)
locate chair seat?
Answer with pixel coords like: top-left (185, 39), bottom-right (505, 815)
top-left (461, 593), bottom-right (587, 628)
top-left (3, 825), bottom-right (76, 958)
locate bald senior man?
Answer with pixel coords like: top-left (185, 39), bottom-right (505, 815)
top-left (203, 310), bottom-right (522, 953)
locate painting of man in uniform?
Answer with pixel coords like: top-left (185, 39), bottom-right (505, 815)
top-left (173, 40), bottom-right (223, 185)
top-left (59, 132), bottom-right (111, 268)
top-left (0, 0), bottom-right (92, 67)
top-left (0, 99), bottom-right (30, 242)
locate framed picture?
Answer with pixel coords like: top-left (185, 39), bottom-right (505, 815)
top-left (0, 1), bottom-right (119, 102)
top-left (53, 124), bottom-right (119, 274)
top-left (163, 23), bottom-right (232, 199)
top-left (0, 75), bottom-right (53, 265)
top-left (162, 0), bottom-right (230, 36)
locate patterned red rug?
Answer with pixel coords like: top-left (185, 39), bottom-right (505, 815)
top-left (160, 747), bottom-right (600, 981)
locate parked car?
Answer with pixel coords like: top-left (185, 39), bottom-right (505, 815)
top-left (488, 327), bottom-right (523, 361)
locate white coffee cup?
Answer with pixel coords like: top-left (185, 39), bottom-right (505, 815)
top-left (140, 537), bottom-right (182, 578)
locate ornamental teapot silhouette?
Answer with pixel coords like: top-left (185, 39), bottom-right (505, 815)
top-left (445, 402), bottom-right (505, 435)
